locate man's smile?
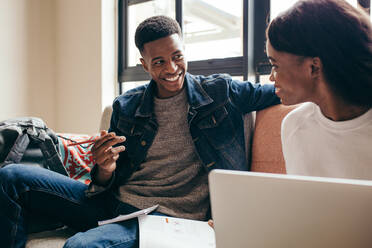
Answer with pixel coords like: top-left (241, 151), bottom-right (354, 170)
top-left (162, 72), bottom-right (183, 82)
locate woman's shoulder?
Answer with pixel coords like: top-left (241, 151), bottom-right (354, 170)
top-left (281, 102), bottom-right (316, 137)
top-left (284, 102), bottom-right (315, 121)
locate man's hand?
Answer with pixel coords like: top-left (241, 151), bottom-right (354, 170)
top-left (91, 130), bottom-right (126, 185)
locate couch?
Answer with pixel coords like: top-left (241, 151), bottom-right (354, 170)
top-left (25, 104), bottom-right (297, 247)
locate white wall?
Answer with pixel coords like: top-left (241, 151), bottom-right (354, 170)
top-left (55, 0), bottom-right (117, 134)
top-left (0, 0), bottom-right (56, 128)
top-left (0, 0), bottom-right (117, 134)
top-left (101, 0), bottom-right (117, 112)
top-left (55, 0), bottom-right (102, 134)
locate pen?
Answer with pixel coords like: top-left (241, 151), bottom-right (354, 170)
top-left (67, 138), bottom-right (97, 146)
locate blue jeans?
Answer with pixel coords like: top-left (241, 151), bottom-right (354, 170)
top-left (0, 164), bottom-right (153, 248)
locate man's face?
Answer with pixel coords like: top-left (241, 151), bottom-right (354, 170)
top-left (140, 34), bottom-right (187, 98)
top-left (266, 40), bottom-right (316, 105)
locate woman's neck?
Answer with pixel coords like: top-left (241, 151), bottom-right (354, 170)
top-left (316, 93), bottom-right (369, 121)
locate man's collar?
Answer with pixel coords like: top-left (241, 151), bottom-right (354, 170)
top-left (134, 80), bottom-right (156, 118)
top-left (185, 73), bottom-right (213, 109)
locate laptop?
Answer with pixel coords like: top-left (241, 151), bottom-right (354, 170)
top-left (209, 169), bottom-right (372, 248)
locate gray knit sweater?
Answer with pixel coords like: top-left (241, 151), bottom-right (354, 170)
top-left (117, 88), bottom-right (209, 220)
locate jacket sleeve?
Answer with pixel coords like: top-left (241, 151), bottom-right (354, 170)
top-left (228, 79), bottom-right (280, 114)
top-left (85, 100), bottom-right (121, 198)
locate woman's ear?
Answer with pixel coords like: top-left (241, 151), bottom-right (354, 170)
top-left (311, 57), bottom-right (322, 78)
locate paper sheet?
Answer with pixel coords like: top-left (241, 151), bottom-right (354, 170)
top-left (138, 215), bottom-right (216, 248)
top-left (98, 204), bottom-right (159, 226)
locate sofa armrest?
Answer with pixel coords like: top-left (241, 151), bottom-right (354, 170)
top-left (99, 105), bottom-right (113, 131)
top-left (250, 104), bottom-right (298, 174)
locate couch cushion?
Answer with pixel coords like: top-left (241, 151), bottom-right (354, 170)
top-left (251, 104), bottom-right (297, 174)
top-left (57, 133), bottom-right (98, 184)
top-left (27, 227), bottom-right (75, 248)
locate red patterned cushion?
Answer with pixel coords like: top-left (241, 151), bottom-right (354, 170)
top-left (57, 133), bottom-right (99, 184)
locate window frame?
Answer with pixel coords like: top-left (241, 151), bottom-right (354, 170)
top-left (118, 0), bottom-right (371, 94)
top-left (118, 0), bottom-right (270, 94)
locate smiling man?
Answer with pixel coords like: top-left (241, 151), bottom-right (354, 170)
top-left (139, 33), bottom-right (186, 98)
top-left (0, 15), bottom-right (279, 248)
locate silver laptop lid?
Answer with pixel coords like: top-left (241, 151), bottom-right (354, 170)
top-left (209, 169), bottom-right (372, 248)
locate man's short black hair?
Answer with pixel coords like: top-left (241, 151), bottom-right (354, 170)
top-left (135, 15), bottom-right (182, 52)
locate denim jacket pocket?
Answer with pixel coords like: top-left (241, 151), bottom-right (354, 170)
top-left (196, 106), bottom-right (237, 149)
top-left (117, 118), bottom-right (144, 137)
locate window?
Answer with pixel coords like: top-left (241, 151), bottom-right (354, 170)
top-left (183, 0), bottom-right (243, 61)
top-left (127, 0), bottom-right (175, 67)
top-left (118, 0), bottom-right (371, 92)
top-left (118, 0), bottom-right (270, 93)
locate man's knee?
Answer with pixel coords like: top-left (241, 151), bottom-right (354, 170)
top-left (0, 164), bottom-right (25, 184)
top-left (63, 233), bottom-right (89, 248)
top-left (63, 229), bottom-right (138, 248)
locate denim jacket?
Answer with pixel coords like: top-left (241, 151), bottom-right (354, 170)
top-left (86, 73), bottom-right (280, 197)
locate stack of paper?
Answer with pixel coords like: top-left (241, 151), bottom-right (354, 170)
top-left (138, 215), bottom-right (216, 248)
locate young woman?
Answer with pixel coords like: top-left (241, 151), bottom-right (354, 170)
top-left (266, 0), bottom-right (372, 179)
